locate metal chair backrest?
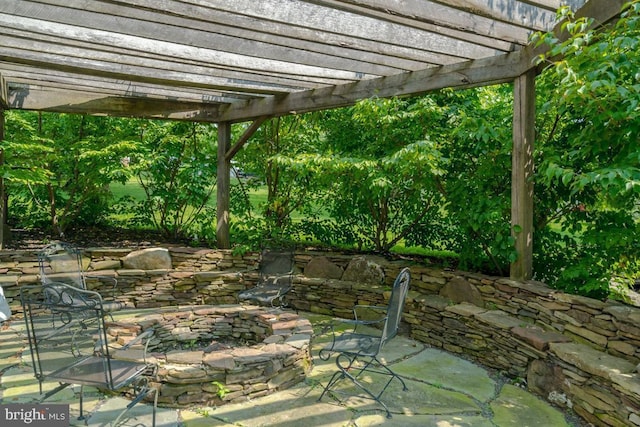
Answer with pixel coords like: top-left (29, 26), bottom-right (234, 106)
top-left (21, 283), bottom-right (114, 386)
top-left (380, 267), bottom-right (410, 347)
top-left (259, 248), bottom-right (294, 286)
top-left (38, 242), bottom-right (86, 289)
top-left (20, 283), bottom-right (157, 425)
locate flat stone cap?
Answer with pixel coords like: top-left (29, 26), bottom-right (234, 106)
top-left (550, 342), bottom-right (636, 380)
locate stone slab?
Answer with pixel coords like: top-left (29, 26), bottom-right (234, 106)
top-left (331, 376), bottom-right (481, 416)
top-left (446, 302), bottom-right (487, 317)
top-left (550, 342), bottom-right (636, 379)
top-left (475, 310), bottom-right (522, 329)
top-left (86, 396), bottom-right (177, 427)
top-left (512, 326), bottom-right (572, 351)
top-left (191, 383), bottom-right (351, 427)
top-left (392, 347), bottom-right (496, 402)
top-left (352, 413), bottom-right (494, 427)
top-left (491, 384), bottom-right (570, 427)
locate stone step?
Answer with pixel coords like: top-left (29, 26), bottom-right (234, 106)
top-left (549, 342), bottom-right (637, 381)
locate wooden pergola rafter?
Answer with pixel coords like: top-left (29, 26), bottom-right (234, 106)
top-left (0, 0), bottom-right (625, 279)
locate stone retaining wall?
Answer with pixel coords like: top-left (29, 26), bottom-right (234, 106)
top-left (108, 305), bottom-right (312, 407)
top-left (1, 246), bottom-right (639, 426)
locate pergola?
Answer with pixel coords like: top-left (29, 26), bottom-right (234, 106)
top-left (0, 0), bottom-right (625, 280)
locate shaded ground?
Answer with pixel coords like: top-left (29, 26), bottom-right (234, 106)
top-left (4, 226), bottom-right (188, 251)
top-left (1, 309), bottom-right (590, 427)
top-left (3, 226), bottom-right (459, 270)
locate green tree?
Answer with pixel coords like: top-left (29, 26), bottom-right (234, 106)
top-left (232, 115), bottom-right (325, 244)
top-left (3, 112), bottom-right (135, 235)
top-left (0, 111), bottom-right (53, 244)
top-left (532, 1), bottom-right (640, 297)
top-left (301, 97), bottom-right (448, 252)
top-left (438, 86), bottom-right (517, 275)
top-left (127, 121), bottom-right (218, 241)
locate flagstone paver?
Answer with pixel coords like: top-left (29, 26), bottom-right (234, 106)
top-left (392, 347), bottom-right (496, 402)
top-left (492, 384), bottom-right (571, 427)
top-left (0, 312), bottom-right (586, 427)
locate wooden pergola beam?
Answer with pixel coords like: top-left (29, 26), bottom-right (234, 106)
top-left (218, 49), bottom-right (532, 123)
top-left (225, 116), bottom-right (269, 162)
top-left (507, 0), bottom-right (625, 280)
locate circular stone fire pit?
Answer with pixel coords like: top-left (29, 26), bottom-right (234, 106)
top-left (108, 305), bottom-right (313, 407)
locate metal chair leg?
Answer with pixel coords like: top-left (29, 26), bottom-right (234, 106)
top-left (319, 353), bottom-right (403, 418)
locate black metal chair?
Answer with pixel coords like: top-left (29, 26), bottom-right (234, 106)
top-left (20, 283), bottom-right (158, 427)
top-left (38, 241), bottom-right (123, 313)
top-left (238, 248), bottom-right (295, 307)
top-left (318, 267), bottom-right (410, 418)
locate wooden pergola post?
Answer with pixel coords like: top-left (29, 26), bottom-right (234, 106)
top-left (216, 121), bottom-right (231, 249)
top-left (215, 118), bottom-right (267, 249)
top-left (510, 69), bottom-right (536, 281)
top-left (0, 108), bottom-right (5, 249)
top-left (0, 73), bottom-right (7, 248)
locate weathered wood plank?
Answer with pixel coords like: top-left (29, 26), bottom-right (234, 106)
top-left (519, 0), bottom-right (585, 11)
top-left (17, 0), bottom-right (411, 76)
top-left (226, 117), bottom-right (269, 162)
top-left (573, 0), bottom-right (625, 25)
top-left (0, 39), bottom-right (308, 95)
top-left (417, 0), bottom-right (560, 29)
top-left (311, 1), bottom-right (525, 50)
top-left (0, 14), bottom-right (368, 84)
top-left (197, 0), bottom-right (502, 60)
top-left (129, 0), bottom-right (457, 67)
top-left (18, 0), bottom-right (464, 68)
top-left (8, 85), bottom-right (221, 122)
top-left (1, 63), bottom-right (250, 104)
top-left (310, 0), bottom-right (533, 45)
top-left (510, 69), bottom-right (536, 281)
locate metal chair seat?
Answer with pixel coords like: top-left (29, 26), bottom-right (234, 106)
top-left (238, 248), bottom-right (294, 307)
top-left (48, 356), bottom-right (149, 390)
top-left (325, 333), bottom-right (382, 356)
top-left (238, 284), bottom-right (290, 305)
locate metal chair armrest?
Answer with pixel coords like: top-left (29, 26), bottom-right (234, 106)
top-left (121, 329), bottom-right (155, 364)
top-left (353, 304), bottom-right (388, 330)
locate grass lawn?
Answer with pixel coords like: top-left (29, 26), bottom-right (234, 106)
top-left (111, 178), bottom-right (267, 208)
top-left (108, 178), bottom-right (458, 263)
top-left (111, 179), bottom-right (147, 201)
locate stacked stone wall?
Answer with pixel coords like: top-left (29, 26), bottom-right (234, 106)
top-left (108, 305), bottom-right (312, 407)
top-left (1, 247), bottom-right (639, 425)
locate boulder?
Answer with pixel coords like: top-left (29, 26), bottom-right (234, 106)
top-left (440, 276), bottom-right (484, 307)
top-left (304, 256), bottom-right (343, 279)
top-left (342, 256), bottom-right (384, 284)
top-left (122, 247), bottom-right (172, 270)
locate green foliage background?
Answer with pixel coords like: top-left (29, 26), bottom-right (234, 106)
top-left (1, 1), bottom-right (639, 300)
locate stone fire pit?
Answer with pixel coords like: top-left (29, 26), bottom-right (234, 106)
top-left (107, 305), bottom-right (313, 407)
